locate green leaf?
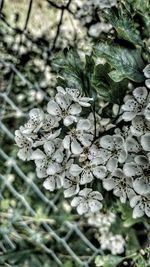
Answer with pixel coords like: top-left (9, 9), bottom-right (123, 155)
top-left (104, 7), bottom-right (142, 46)
top-left (95, 255), bottom-right (124, 267)
top-left (94, 42), bottom-right (145, 83)
top-left (92, 63), bottom-right (127, 103)
top-left (52, 49), bottom-right (84, 90)
top-left (126, 229), bottom-right (140, 254)
top-left (135, 255), bottom-right (147, 267)
top-left (62, 260), bottom-right (73, 267)
top-left (116, 202), bottom-right (141, 227)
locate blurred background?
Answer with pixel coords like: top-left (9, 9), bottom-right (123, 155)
top-left (0, 1), bottom-right (123, 267)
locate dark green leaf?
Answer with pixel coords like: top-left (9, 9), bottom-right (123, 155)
top-left (52, 49), bottom-right (84, 90)
top-left (104, 7), bottom-right (142, 46)
top-left (94, 43), bottom-right (145, 82)
top-left (92, 63), bottom-right (127, 103)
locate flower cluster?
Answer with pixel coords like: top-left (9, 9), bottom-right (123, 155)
top-left (15, 86), bottom-right (104, 214)
top-left (117, 67), bottom-right (150, 218)
top-left (15, 65), bottom-right (150, 218)
top-left (87, 211), bottom-right (125, 255)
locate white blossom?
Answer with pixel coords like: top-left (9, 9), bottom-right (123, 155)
top-left (70, 158), bottom-right (107, 185)
top-left (97, 232), bottom-right (125, 255)
top-left (43, 175), bottom-right (62, 192)
top-left (99, 134), bottom-right (127, 171)
top-left (42, 114), bottom-right (59, 132)
top-left (63, 119), bottom-right (94, 155)
top-left (15, 129), bottom-right (33, 161)
top-left (122, 87), bottom-right (149, 121)
top-left (31, 140), bottom-right (64, 178)
top-left (62, 172), bottom-right (80, 198)
top-left (20, 108), bottom-right (44, 135)
top-left (57, 86), bottom-right (93, 107)
top-left (130, 116), bottom-right (150, 137)
top-left (87, 211), bottom-right (116, 230)
top-left (108, 234), bottom-right (125, 255)
top-left (71, 188), bottom-right (103, 214)
top-left (130, 194), bottom-right (150, 218)
top-left (124, 155), bottom-right (150, 195)
top-left (103, 169), bottom-right (135, 203)
top-left (47, 91), bottom-right (82, 126)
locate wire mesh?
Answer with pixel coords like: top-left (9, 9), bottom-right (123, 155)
top-left (0, 1), bottom-right (101, 266)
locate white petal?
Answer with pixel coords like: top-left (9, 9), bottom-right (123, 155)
top-left (69, 164), bottom-right (82, 176)
top-left (71, 139), bottom-right (83, 155)
top-left (44, 141), bottom-right (55, 155)
top-left (55, 93), bottom-right (71, 109)
top-left (134, 155), bottom-right (149, 166)
top-left (122, 99), bottom-right (140, 112)
top-left (18, 147), bottom-right (32, 161)
top-left (103, 178), bottom-right (116, 191)
top-left (113, 168), bottom-right (124, 178)
top-left (122, 111), bottom-right (136, 121)
top-left (66, 88), bottom-right (80, 98)
top-left (53, 149), bottom-right (64, 163)
top-left (100, 135), bottom-right (114, 150)
top-left (130, 195), bottom-right (141, 208)
top-left (107, 157), bottom-right (118, 172)
top-left (133, 87), bottom-right (148, 104)
top-left (131, 116), bottom-right (145, 136)
top-left (56, 86), bottom-right (66, 94)
top-left (77, 201), bottom-right (89, 214)
top-left (80, 171), bottom-right (94, 184)
top-left (43, 177), bottom-right (55, 191)
top-left (145, 79), bottom-right (150, 89)
top-left (47, 100), bottom-right (61, 116)
top-left (79, 188), bottom-right (92, 197)
top-left (78, 133), bottom-right (93, 147)
top-left (123, 163), bottom-right (141, 177)
top-left (64, 184), bottom-right (79, 198)
top-left (126, 137), bottom-right (140, 153)
top-left (78, 101), bottom-right (91, 107)
top-left (145, 203), bottom-right (150, 217)
top-left (144, 103), bottom-right (150, 121)
top-left (36, 167), bottom-right (48, 178)
top-left (133, 204), bottom-right (144, 218)
top-left (89, 199), bottom-right (102, 212)
top-left (141, 133), bottom-right (150, 151)
top-left (143, 64), bottom-right (150, 78)
top-left (63, 135), bottom-right (71, 150)
top-left (118, 150), bottom-right (127, 163)
top-left (113, 135), bottom-right (124, 149)
top-left (63, 115), bottom-right (75, 126)
top-left (133, 178), bottom-right (150, 195)
top-left (77, 119), bottom-right (91, 131)
top-left (68, 103), bottom-right (82, 115)
top-left (92, 166), bottom-right (107, 179)
top-left (71, 196), bottom-right (83, 207)
top-left (31, 149), bottom-right (45, 160)
top-left (47, 163), bottom-right (61, 175)
top-left (89, 191), bottom-right (103, 201)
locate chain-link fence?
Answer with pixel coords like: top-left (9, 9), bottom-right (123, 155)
top-left (0, 1), bottom-right (103, 266)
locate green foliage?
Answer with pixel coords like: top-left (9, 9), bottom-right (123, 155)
top-left (94, 42), bottom-right (145, 82)
top-left (103, 6), bottom-right (142, 46)
top-left (52, 49), bottom-right (84, 91)
top-left (95, 255), bottom-right (125, 267)
top-left (91, 63), bottom-right (127, 103)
